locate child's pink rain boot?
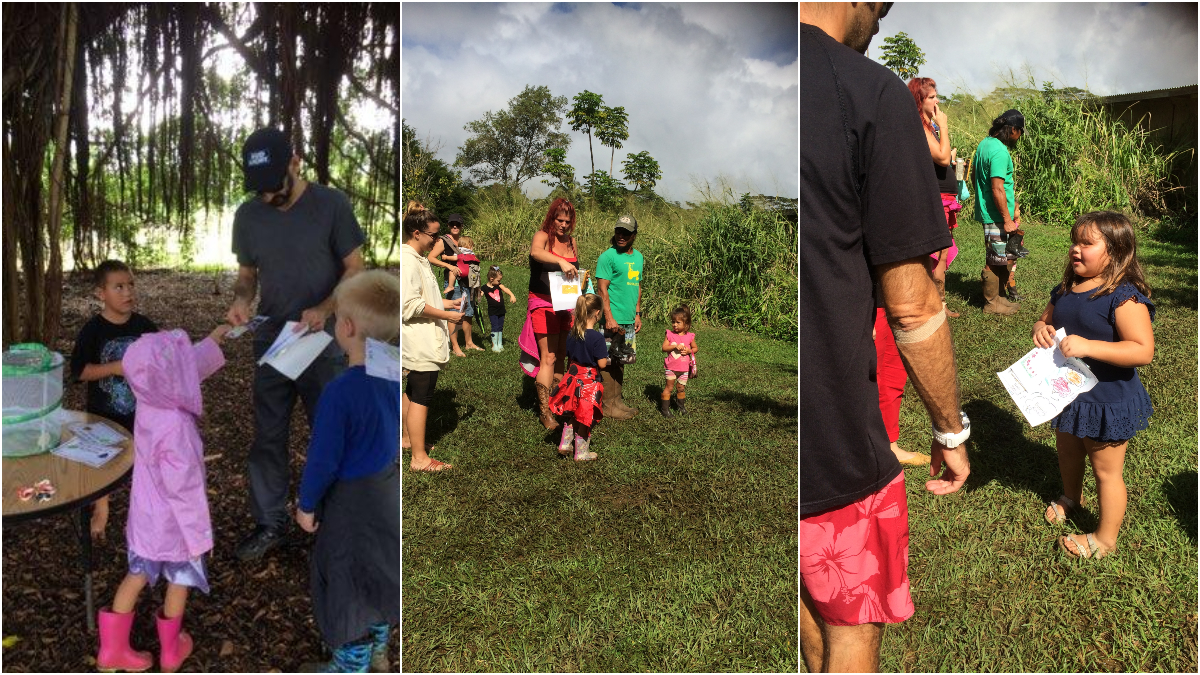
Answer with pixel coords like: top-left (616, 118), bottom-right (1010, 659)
top-left (557, 423), bottom-right (575, 456)
top-left (96, 608), bottom-right (153, 672)
top-left (156, 612), bottom-right (194, 673)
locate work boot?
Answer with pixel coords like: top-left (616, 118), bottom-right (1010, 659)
top-left (96, 608), bottom-right (152, 672)
top-left (600, 368), bottom-right (635, 420)
top-left (933, 278), bottom-right (960, 318)
top-left (659, 397), bottom-right (674, 418)
top-left (611, 365), bottom-right (639, 417)
top-left (235, 525), bottom-right (289, 561)
top-left (981, 268), bottom-right (1019, 315)
top-left (535, 383), bottom-right (557, 429)
top-left (156, 612), bottom-right (194, 673)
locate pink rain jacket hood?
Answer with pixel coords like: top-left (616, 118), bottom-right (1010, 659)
top-left (122, 330), bottom-right (224, 561)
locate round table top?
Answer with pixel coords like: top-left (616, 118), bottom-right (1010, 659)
top-left (2, 412), bottom-right (133, 522)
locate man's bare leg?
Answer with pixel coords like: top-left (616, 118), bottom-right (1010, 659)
top-left (800, 584), bottom-right (825, 672)
top-left (824, 622), bottom-right (883, 672)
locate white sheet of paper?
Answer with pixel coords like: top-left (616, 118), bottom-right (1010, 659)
top-left (365, 338), bottom-right (401, 382)
top-left (997, 328), bottom-right (1099, 426)
top-left (258, 322), bottom-right (334, 380)
top-left (67, 422), bottom-right (126, 446)
top-left (549, 270), bottom-right (586, 311)
top-left (52, 437), bottom-right (121, 468)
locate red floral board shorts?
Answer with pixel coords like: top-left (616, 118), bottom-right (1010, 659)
top-left (800, 473), bottom-right (914, 626)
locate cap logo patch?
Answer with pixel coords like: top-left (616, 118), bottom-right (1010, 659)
top-left (247, 150), bottom-right (270, 167)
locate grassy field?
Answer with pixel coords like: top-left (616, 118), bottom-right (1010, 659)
top-left (401, 266), bottom-right (798, 672)
top-left (866, 215), bottom-right (1198, 672)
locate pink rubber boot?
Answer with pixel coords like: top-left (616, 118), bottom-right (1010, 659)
top-left (96, 608), bottom-right (153, 672)
top-left (156, 611), bottom-right (194, 673)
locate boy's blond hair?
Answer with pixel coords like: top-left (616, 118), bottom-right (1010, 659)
top-left (334, 270), bottom-right (401, 342)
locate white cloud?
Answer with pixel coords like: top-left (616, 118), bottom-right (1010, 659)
top-left (402, 2), bottom-right (798, 201)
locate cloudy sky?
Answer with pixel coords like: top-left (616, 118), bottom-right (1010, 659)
top-left (871, 3), bottom-right (1197, 97)
top-left (402, 2), bottom-right (798, 202)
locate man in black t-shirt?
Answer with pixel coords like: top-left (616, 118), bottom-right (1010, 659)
top-left (226, 128), bottom-right (366, 561)
top-left (801, 3), bottom-right (971, 672)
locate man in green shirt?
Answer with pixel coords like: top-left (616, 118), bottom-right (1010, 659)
top-left (595, 214), bottom-right (644, 419)
top-left (971, 108), bottom-right (1025, 315)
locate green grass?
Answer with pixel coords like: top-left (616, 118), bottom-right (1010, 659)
top-left (401, 266), bottom-right (798, 672)
top-left (871, 216), bottom-right (1197, 672)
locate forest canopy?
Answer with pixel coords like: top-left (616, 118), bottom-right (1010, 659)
top-left (2, 3), bottom-right (399, 347)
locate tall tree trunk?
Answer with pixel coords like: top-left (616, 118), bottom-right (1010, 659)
top-left (2, 133), bottom-right (20, 347)
top-left (43, 2), bottom-right (78, 346)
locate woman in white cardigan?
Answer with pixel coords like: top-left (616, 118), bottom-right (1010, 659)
top-left (401, 202), bottom-right (463, 471)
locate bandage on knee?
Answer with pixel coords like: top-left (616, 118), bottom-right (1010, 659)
top-left (892, 309), bottom-right (947, 344)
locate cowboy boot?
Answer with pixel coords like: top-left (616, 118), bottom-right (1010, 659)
top-left (981, 267), bottom-right (1019, 315)
top-left (933, 277), bottom-right (960, 318)
top-left (600, 368), bottom-right (634, 420)
top-left (535, 383), bottom-right (556, 429)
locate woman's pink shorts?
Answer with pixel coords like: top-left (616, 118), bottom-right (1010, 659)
top-left (801, 472), bottom-right (914, 626)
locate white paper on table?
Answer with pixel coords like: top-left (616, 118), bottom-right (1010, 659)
top-left (67, 421), bottom-right (127, 446)
top-left (257, 321), bottom-right (334, 380)
top-left (52, 437), bottom-right (122, 468)
top-left (365, 338), bottom-right (401, 382)
top-left (997, 328), bottom-right (1099, 426)
top-left (549, 270), bottom-right (587, 311)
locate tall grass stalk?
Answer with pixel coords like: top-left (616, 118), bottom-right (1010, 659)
top-left (944, 77), bottom-right (1185, 228)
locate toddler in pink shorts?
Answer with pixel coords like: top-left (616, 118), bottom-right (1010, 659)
top-left (659, 304), bottom-right (698, 418)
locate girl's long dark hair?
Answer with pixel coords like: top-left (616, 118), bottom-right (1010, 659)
top-left (1059, 211), bottom-right (1151, 299)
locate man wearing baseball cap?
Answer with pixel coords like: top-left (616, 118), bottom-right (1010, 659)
top-left (594, 213), bottom-right (643, 418)
top-left (227, 127), bottom-right (366, 561)
top-left (971, 108), bottom-right (1028, 315)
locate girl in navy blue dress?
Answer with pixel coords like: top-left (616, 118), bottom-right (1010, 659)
top-left (1031, 211), bottom-right (1154, 559)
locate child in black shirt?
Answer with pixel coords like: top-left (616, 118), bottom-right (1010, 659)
top-left (482, 266), bottom-right (517, 351)
top-left (69, 260), bottom-right (158, 539)
top-left (548, 294), bottom-right (607, 461)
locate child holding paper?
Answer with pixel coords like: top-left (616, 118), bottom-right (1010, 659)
top-left (295, 270), bottom-right (400, 671)
top-left (95, 324), bottom-right (229, 672)
top-left (1031, 211), bottom-right (1154, 560)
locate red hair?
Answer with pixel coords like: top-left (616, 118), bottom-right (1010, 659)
top-left (539, 197), bottom-right (577, 241)
top-left (908, 77), bottom-right (937, 133)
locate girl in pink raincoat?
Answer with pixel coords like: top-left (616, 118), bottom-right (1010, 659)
top-left (96, 325), bottom-right (229, 673)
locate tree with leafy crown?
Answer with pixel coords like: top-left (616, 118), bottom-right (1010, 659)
top-left (879, 32), bottom-right (925, 80)
top-left (454, 85), bottom-right (570, 189)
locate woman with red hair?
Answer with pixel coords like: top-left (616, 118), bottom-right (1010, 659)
top-left (908, 76), bottom-right (960, 316)
top-left (518, 198), bottom-right (582, 428)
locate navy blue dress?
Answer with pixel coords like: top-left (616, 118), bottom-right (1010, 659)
top-left (1049, 280), bottom-right (1154, 442)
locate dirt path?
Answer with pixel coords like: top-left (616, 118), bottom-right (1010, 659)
top-left (2, 269), bottom-right (399, 672)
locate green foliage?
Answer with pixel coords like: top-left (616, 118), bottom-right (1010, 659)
top-left (581, 170), bottom-right (626, 211)
top-left (879, 32), bottom-right (925, 80)
top-left (622, 150), bottom-right (662, 195)
top-left (944, 78), bottom-right (1186, 227)
top-left (567, 90), bottom-right (606, 179)
top-left (541, 147), bottom-right (577, 193)
top-left (403, 120), bottom-right (476, 218)
top-left (595, 105), bottom-right (629, 174)
top-left (455, 85), bottom-right (571, 188)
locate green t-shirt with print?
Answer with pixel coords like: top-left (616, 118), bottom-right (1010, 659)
top-left (595, 247), bottom-right (643, 324)
top-left (971, 135), bottom-right (1015, 224)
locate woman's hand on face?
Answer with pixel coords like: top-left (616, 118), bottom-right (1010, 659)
top-left (933, 103), bottom-right (948, 129)
top-left (558, 259), bottom-right (577, 280)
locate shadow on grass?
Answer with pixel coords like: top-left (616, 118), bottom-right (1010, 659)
top-left (709, 389), bottom-right (797, 418)
top-left (960, 399), bottom-right (1063, 501)
top-left (1163, 470), bottom-right (1197, 545)
top-left (945, 269), bottom-right (978, 308)
top-left (427, 388), bottom-right (474, 442)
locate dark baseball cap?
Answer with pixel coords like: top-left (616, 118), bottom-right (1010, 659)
top-left (242, 128), bottom-right (292, 193)
top-left (998, 109), bottom-right (1026, 132)
top-left (447, 214), bottom-right (464, 226)
top-left (614, 214), bottom-right (638, 233)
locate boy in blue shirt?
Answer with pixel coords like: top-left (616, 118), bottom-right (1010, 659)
top-left (294, 270), bottom-right (399, 672)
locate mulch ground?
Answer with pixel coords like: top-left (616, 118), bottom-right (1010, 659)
top-left (2, 268), bottom-right (400, 672)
